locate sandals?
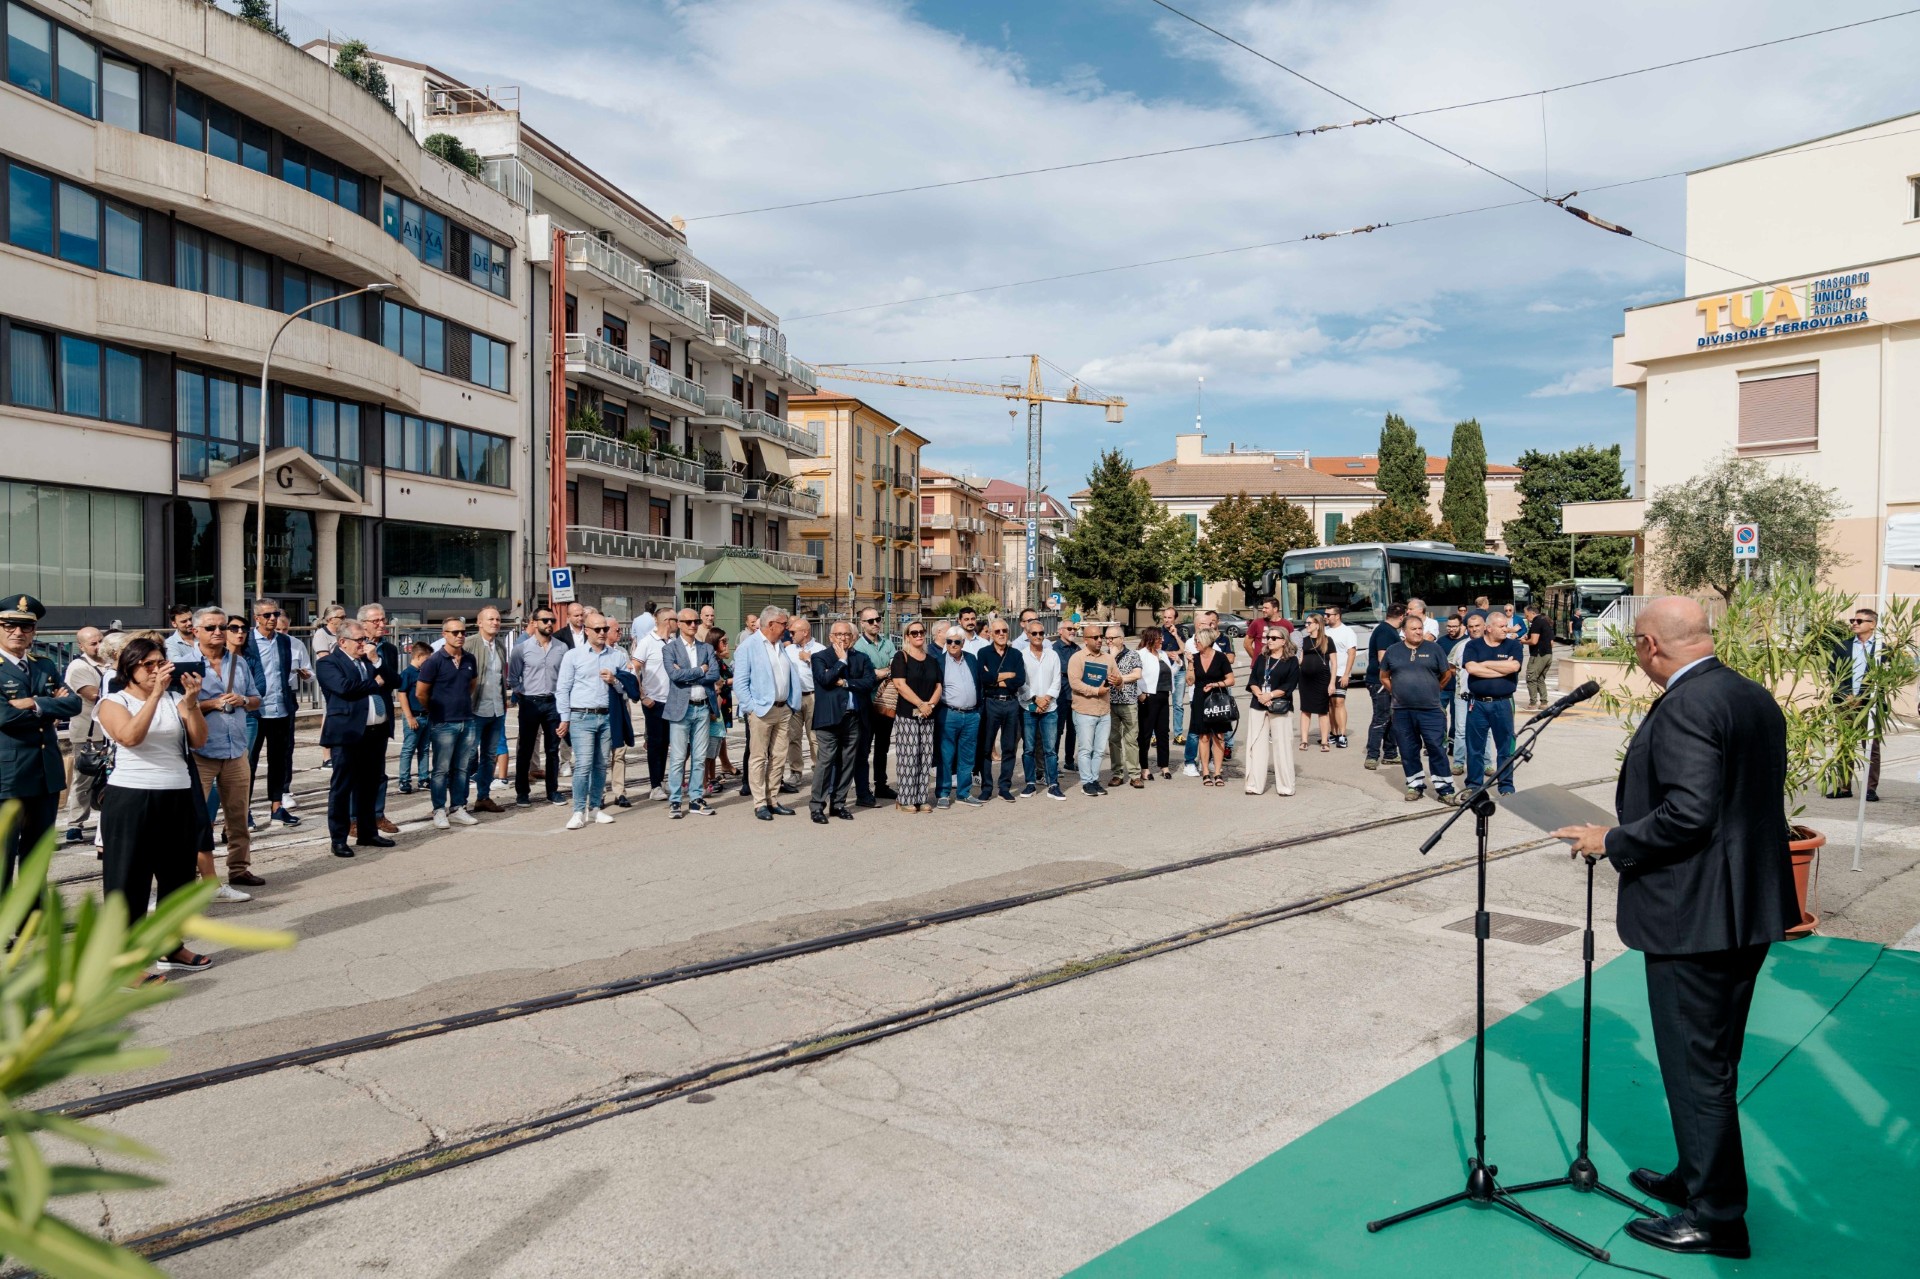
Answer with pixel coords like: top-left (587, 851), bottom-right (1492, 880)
top-left (155, 949), bottom-right (211, 974)
top-left (1298, 740), bottom-right (1309, 751)
top-left (1321, 743), bottom-right (1332, 754)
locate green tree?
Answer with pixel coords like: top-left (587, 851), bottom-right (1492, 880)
top-left (1501, 445), bottom-right (1634, 589)
top-left (1199, 492), bottom-right (1313, 600)
top-left (1055, 450), bottom-right (1179, 612)
top-left (236, 0), bottom-right (289, 40)
top-left (425, 132), bottom-right (484, 177)
top-left (1375, 413), bottom-right (1429, 510)
top-left (1440, 418), bottom-right (1489, 549)
top-left (331, 39), bottom-right (394, 114)
top-left (1334, 501), bottom-right (1452, 546)
top-left (1641, 452), bottom-right (1846, 601)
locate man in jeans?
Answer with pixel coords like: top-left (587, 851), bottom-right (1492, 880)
top-left (663, 607), bottom-right (719, 818)
top-left (1462, 610), bottom-right (1525, 797)
top-left (416, 617), bottom-right (481, 830)
top-left (466, 606), bottom-right (512, 814)
top-left (189, 606), bottom-right (261, 894)
top-left (512, 606), bottom-right (568, 807)
top-left (935, 625), bottom-right (983, 808)
top-left (557, 610), bottom-right (626, 829)
top-left (244, 598), bottom-right (300, 828)
top-left (1067, 624), bottom-right (1114, 797)
top-left (1378, 613), bottom-right (1456, 803)
top-left (851, 609), bottom-right (897, 807)
top-left (1018, 617), bottom-right (1065, 800)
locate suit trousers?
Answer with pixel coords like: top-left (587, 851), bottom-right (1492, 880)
top-left (515, 695), bottom-right (562, 802)
top-left (194, 754), bottom-right (253, 874)
top-left (349, 726), bottom-right (393, 831)
top-left (643, 701), bottom-right (669, 790)
top-left (811, 718), bottom-right (858, 813)
top-left (980, 700), bottom-right (1022, 793)
top-left (786, 692), bottom-right (816, 778)
top-left (1643, 944), bottom-right (1769, 1226)
top-left (248, 713), bottom-right (295, 809)
top-left (328, 737), bottom-right (385, 844)
top-left (747, 706), bottom-right (793, 809)
top-left (1, 791), bottom-right (58, 892)
top-left (1138, 689), bottom-right (1170, 771)
top-left (853, 704), bottom-right (893, 801)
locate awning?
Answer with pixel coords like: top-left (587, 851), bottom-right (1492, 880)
top-left (757, 441), bottom-right (792, 478)
top-left (719, 432), bottom-right (747, 467)
top-left (1887, 513), bottom-right (1920, 568)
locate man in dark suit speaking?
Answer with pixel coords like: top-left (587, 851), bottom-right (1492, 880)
top-left (1554, 597), bottom-right (1797, 1260)
top-left (317, 621), bottom-right (395, 859)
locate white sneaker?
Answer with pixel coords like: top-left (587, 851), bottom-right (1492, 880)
top-left (561, 762), bottom-right (573, 779)
top-left (214, 883), bottom-right (251, 903)
top-left (591, 808), bottom-right (615, 825)
top-left (564, 811), bottom-right (586, 830)
top-left (1182, 763), bottom-right (1200, 778)
top-left (649, 786), bottom-right (668, 802)
top-left (432, 809), bottom-right (451, 829)
top-left (450, 808), bottom-right (479, 826)
top-left (281, 793), bottom-right (297, 810)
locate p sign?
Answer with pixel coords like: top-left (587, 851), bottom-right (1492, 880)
top-left (1732, 523), bottom-right (1760, 560)
top-left (548, 565), bottom-right (577, 604)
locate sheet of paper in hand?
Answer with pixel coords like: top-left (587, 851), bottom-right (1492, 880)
top-left (1499, 784), bottom-right (1616, 837)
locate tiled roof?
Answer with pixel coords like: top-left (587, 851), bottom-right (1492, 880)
top-left (1309, 456), bottom-right (1524, 478)
top-left (1074, 459), bottom-right (1382, 501)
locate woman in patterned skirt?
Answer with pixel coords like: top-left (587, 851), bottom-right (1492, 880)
top-left (889, 622), bottom-right (942, 812)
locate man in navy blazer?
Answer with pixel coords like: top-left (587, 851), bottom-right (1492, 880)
top-left (317, 621), bottom-right (393, 858)
top-left (808, 620), bottom-right (875, 822)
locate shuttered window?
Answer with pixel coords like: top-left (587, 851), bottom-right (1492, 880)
top-left (1737, 369), bottom-right (1817, 454)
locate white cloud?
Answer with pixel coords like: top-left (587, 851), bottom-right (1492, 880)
top-left (1529, 366), bottom-right (1615, 397)
top-left (1525, 299), bottom-right (1586, 314)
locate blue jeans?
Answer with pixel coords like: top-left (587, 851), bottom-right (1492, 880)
top-left (1074, 711), bottom-right (1110, 781)
top-left (429, 719), bottom-right (476, 812)
top-left (1392, 707), bottom-right (1452, 794)
top-left (567, 716), bottom-right (611, 814)
top-left (468, 714), bottom-right (506, 800)
top-left (1022, 705), bottom-right (1059, 787)
top-left (938, 707), bottom-right (980, 799)
top-left (1464, 698), bottom-right (1516, 794)
top-left (1169, 665), bottom-right (1186, 739)
top-left (398, 719), bottom-right (430, 786)
top-left (667, 704), bottom-right (709, 805)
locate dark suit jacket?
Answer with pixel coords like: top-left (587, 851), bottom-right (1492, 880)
top-left (811, 649), bottom-right (876, 729)
top-left (0, 652), bottom-right (81, 795)
top-left (1604, 657), bottom-right (1798, 954)
top-left (369, 639), bottom-right (400, 727)
top-left (316, 649), bottom-right (385, 748)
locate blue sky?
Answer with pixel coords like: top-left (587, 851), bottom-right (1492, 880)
top-left (273, 0), bottom-right (1920, 493)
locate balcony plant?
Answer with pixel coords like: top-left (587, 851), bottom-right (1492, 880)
top-left (1600, 573), bottom-right (1918, 935)
top-left (567, 405), bottom-right (605, 436)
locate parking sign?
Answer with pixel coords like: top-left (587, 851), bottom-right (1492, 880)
top-left (548, 565), bottom-right (577, 603)
top-left (1732, 524), bottom-right (1759, 560)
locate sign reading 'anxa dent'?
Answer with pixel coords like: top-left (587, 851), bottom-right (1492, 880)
top-left (1694, 272), bottom-right (1871, 348)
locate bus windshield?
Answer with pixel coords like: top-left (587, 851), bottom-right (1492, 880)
top-left (1282, 549), bottom-right (1387, 623)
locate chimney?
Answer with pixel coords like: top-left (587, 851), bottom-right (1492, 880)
top-left (1175, 432), bottom-right (1206, 464)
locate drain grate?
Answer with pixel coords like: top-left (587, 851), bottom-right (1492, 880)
top-left (1443, 912), bottom-right (1580, 946)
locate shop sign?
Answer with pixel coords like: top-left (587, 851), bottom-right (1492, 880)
top-left (1694, 272), bottom-right (1870, 349)
top-left (389, 576), bottom-right (487, 599)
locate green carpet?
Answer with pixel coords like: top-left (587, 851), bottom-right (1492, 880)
top-left (1071, 937), bottom-right (1919, 1278)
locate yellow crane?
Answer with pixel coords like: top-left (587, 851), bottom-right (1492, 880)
top-left (815, 355), bottom-right (1125, 610)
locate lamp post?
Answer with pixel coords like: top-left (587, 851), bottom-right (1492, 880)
top-left (253, 282), bottom-right (394, 607)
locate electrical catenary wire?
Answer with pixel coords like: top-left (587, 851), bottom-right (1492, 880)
top-left (681, 8), bottom-right (1918, 222)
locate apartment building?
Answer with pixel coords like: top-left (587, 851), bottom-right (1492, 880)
top-left (786, 391), bottom-right (925, 619)
top-left (979, 478), bottom-right (1072, 612)
top-left (350, 50), bottom-right (824, 620)
top-left (0, 0), bottom-right (529, 631)
top-left (919, 470), bottom-right (1005, 608)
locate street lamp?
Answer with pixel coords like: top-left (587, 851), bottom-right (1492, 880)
top-left (253, 282), bottom-right (395, 607)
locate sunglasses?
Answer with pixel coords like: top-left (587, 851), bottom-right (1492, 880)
top-left (906, 629), bottom-right (925, 637)
top-left (444, 629), bottom-right (467, 636)
top-left (258, 611), bottom-right (281, 619)
top-left (137, 657), bottom-right (166, 670)
top-left (1851, 618), bottom-right (1871, 625)
top-left (860, 617), bottom-right (879, 624)
top-left (224, 622), bottom-right (247, 632)
top-left (945, 638), bottom-right (964, 646)
top-left (534, 616), bottom-right (555, 624)
top-left (588, 625), bottom-right (610, 633)
top-left (1, 620), bottom-right (36, 631)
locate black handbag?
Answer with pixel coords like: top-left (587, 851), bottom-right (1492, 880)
top-left (1198, 685), bottom-right (1239, 732)
top-left (73, 721), bottom-right (113, 778)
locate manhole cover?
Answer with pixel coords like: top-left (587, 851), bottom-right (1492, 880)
top-left (1443, 912), bottom-right (1579, 946)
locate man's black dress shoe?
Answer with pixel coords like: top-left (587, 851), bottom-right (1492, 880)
top-left (1624, 1212), bottom-right (1749, 1259)
top-left (810, 810), bottom-right (829, 824)
top-left (1866, 788), bottom-right (1880, 802)
top-left (755, 806), bottom-right (774, 821)
top-left (356, 835), bottom-right (396, 849)
top-left (831, 806), bottom-right (855, 820)
top-left (778, 781), bottom-right (800, 794)
top-left (771, 804), bottom-right (796, 816)
top-left (1628, 1167), bottom-right (1687, 1209)
top-left (330, 842), bottom-right (356, 858)
top-left (855, 797), bottom-right (878, 808)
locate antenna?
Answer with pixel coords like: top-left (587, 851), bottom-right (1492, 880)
top-left (1195, 376), bottom-right (1204, 431)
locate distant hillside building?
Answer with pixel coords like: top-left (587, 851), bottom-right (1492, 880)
top-left (1308, 455), bottom-right (1524, 555)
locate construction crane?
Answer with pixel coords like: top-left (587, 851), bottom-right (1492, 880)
top-left (814, 355), bottom-right (1125, 610)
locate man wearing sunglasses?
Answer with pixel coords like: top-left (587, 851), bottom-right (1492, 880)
top-left (557, 611), bottom-right (629, 829)
top-left (851, 610), bottom-right (897, 808)
top-left (317, 621), bottom-right (393, 859)
top-left (416, 618), bottom-right (482, 830)
top-left (243, 598), bottom-right (301, 829)
top-left (0, 594), bottom-right (79, 889)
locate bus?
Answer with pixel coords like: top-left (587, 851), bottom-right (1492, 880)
top-left (1267, 542), bottom-right (1514, 628)
top-left (1539, 578), bottom-right (1630, 644)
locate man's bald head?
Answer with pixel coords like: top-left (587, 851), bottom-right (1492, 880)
top-left (1633, 596), bottom-right (1714, 686)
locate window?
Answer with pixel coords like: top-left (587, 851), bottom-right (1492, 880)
top-left (54, 25), bottom-right (95, 117)
top-left (6, 163), bottom-right (52, 256)
top-left (855, 543), bottom-right (864, 577)
top-left (58, 334), bottom-right (98, 417)
top-left (6, 166), bottom-right (147, 276)
top-left (100, 56), bottom-right (138, 130)
top-left (649, 497), bottom-right (671, 536)
top-left (1738, 367), bottom-right (1819, 453)
top-left (602, 491), bottom-right (628, 531)
top-left (102, 200), bottom-right (140, 278)
top-left (207, 99), bottom-right (240, 165)
top-left (765, 390), bottom-right (779, 418)
top-left (241, 118), bottom-right (270, 175)
top-left (4, 324), bottom-right (142, 424)
top-left (854, 485), bottom-right (863, 518)
top-left (7, 324), bottom-right (53, 410)
top-left (280, 390), bottom-right (362, 491)
top-left (0, 480), bottom-right (143, 607)
top-left (649, 336), bottom-right (671, 370)
top-left (379, 299), bottom-right (507, 390)
top-left (173, 225), bottom-right (205, 293)
top-left (5, 4), bottom-right (52, 99)
top-left (174, 363), bottom-right (261, 479)
top-left (1324, 511), bottom-right (1343, 543)
top-left (805, 539), bottom-right (825, 574)
top-left (173, 83), bottom-right (205, 151)
top-left (381, 521), bottom-right (509, 599)
top-left (565, 482), bottom-right (579, 526)
top-left (602, 400), bottom-right (627, 438)
top-left (169, 499), bottom-right (217, 608)
top-left (601, 313), bottom-right (627, 350)
top-left (855, 426), bottom-right (865, 460)
top-left (280, 139), bottom-right (307, 192)
top-left (380, 411), bottom-right (509, 488)
top-left (731, 374), bottom-right (745, 403)
top-left (380, 192), bottom-right (505, 293)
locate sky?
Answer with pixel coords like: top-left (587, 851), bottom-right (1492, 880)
top-left (261, 0), bottom-right (1920, 495)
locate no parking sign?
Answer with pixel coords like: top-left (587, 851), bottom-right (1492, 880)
top-left (1732, 523), bottom-right (1759, 560)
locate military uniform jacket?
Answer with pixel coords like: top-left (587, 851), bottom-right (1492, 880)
top-left (0, 652), bottom-right (82, 796)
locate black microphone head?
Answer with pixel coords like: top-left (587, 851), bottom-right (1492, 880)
top-left (1570, 680), bottom-right (1601, 702)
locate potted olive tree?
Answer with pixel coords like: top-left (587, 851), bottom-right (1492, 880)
top-left (1601, 573), bottom-right (1917, 937)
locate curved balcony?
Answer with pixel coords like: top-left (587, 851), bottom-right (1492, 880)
top-left (692, 314), bottom-right (752, 362)
top-left (689, 396), bottom-right (745, 429)
top-left (564, 236), bottom-right (709, 337)
top-left (564, 432), bottom-right (706, 496)
top-left (566, 526), bottom-right (705, 569)
top-left (745, 330), bottom-right (818, 394)
top-left (703, 471), bottom-right (748, 499)
top-left (564, 336), bottom-right (706, 416)
top-left (740, 408), bottom-right (821, 457)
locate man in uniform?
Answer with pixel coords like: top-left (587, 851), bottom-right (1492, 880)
top-left (0, 595), bottom-right (80, 888)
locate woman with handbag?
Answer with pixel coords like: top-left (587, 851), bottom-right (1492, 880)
top-left (96, 637), bottom-right (212, 977)
top-left (1190, 628), bottom-right (1236, 787)
top-left (1136, 625), bottom-right (1175, 780)
top-left (1297, 613), bottom-right (1338, 752)
top-left (1245, 629), bottom-right (1301, 797)
top-left (890, 623), bottom-right (942, 812)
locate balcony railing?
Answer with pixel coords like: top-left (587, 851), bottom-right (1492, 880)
top-left (919, 552), bottom-right (954, 572)
top-left (704, 470), bottom-right (749, 498)
top-left (705, 315), bottom-right (751, 359)
top-left (566, 236), bottom-right (709, 332)
top-left (566, 526), bottom-right (706, 566)
top-left (926, 513), bottom-right (954, 530)
top-left (564, 432), bottom-right (706, 490)
top-left (756, 547), bottom-right (821, 577)
top-left (873, 463), bottom-right (893, 487)
top-left (565, 336), bottom-right (707, 413)
top-left (689, 396), bottom-right (745, 427)
top-left (738, 408), bottom-right (821, 456)
top-left (761, 484), bottom-right (821, 517)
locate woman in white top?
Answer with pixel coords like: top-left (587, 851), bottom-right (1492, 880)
top-left (97, 637), bottom-right (211, 975)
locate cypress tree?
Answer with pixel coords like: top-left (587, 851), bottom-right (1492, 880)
top-left (1374, 414), bottom-right (1429, 511)
top-left (1441, 418), bottom-right (1489, 549)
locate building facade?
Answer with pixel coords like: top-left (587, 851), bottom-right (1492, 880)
top-left (918, 470), bottom-right (1004, 608)
top-left (1, 0), bottom-right (530, 632)
top-left (785, 392), bottom-right (925, 619)
top-left (1309, 455), bottom-right (1524, 554)
top-left (979, 478), bottom-right (1072, 612)
top-left (1075, 434), bottom-right (1384, 612)
top-left (354, 48), bottom-right (823, 621)
top-left (1563, 112), bottom-right (1920, 598)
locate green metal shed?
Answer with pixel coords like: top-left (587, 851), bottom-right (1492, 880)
top-left (678, 551), bottom-right (799, 639)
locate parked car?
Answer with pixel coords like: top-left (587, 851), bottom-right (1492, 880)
top-left (1215, 613), bottom-right (1252, 640)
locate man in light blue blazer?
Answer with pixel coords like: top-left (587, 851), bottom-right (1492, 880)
top-left (732, 606), bottom-right (802, 820)
top-left (663, 606), bottom-right (720, 817)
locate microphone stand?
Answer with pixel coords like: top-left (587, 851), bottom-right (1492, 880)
top-left (1366, 698), bottom-right (1610, 1262)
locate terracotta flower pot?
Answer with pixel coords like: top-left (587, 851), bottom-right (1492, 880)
top-left (1786, 825), bottom-right (1824, 939)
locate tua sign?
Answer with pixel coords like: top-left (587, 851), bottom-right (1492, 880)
top-left (1694, 272), bottom-right (1871, 349)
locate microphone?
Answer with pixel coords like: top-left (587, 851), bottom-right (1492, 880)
top-left (1523, 679), bottom-right (1601, 725)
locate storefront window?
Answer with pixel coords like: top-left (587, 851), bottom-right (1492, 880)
top-left (0, 480), bottom-right (143, 607)
top-left (243, 508), bottom-right (316, 598)
top-left (381, 520), bottom-right (508, 601)
top-left (169, 499), bottom-right (217, 609)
